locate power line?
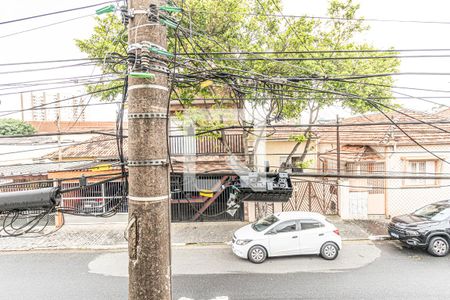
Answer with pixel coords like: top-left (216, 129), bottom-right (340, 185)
top-left (291, 178), bottom-right (450, 190)
top-left (0, 58), bottom-right (101, 67)
top-left (289, 172), bottom-right (450, 180)
top-left (0, 137), bottom-right (119, 157)
top-left (0, 13), bottom-right (94, 39)
top-left (176, 49), bottom-right (450, 55)
top-left (0, 77), bottom-right (121, 92)
top-left (0, 79), bottom-right (122, 97)
top-left (0, 100), bottom-right (122, 114)
top-left (0, 85), bottom-right (123, 117)
top-left (185, 9), bottom-right (450, 26)
top-left (0, 130), bottom-right (118, 139)
top-left (0, 61), bottom-right (99, 75)
top-left (0, 1), bottom-right (114, 25)
top-left (0, 73), bottom-right (118, 89)
top-left (207, 54), bottom-right (450, 61)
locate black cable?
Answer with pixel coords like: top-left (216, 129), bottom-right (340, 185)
top-left (0, 14), bottom-right (94, 39)
top-left (0, 1), bottom-right (114, 25)
top-left (0, 58), bottom-right (102, 67)
top-left (0, 137), bottom-right (119, 157)
top-left (0, 61), bottom-right (99, 75)
top-left (0, 85), bottom-right (123, 117)
top-left (185, 8), bottom-right (450, 25)
top-left (176, 48), bottom-right (450, 55)
top-left (0, 101), bottom-right (122, 114)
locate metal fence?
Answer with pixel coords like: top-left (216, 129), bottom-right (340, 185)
top-left (170, 134), bottom-right (244, 155)
top-left (284, 179), bottom-right (339, 215)
top-left (0, 175), bottom-right (243, 222)
top-left (170, 174), bottom-right (243, 222)
top-left (60, 181), bottom-right (127, 215)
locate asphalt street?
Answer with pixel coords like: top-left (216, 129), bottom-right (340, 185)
top-left (0, 241), bottom-right (448, 300)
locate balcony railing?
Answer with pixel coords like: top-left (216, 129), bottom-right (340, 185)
top-left (169, 134), bottom-right (244, 155)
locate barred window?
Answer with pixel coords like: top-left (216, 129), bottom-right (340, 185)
top-left (405, 160), bottom-right (437, 186)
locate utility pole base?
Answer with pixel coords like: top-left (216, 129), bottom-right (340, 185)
top-left (128, 200), bottom-right (171, 300)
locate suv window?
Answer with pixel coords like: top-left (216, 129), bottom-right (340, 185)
top-left (300, 219), bottom-right (324, 230)
top-left (413, 204), bottom-right (450, 221)
top-left (273, 220), bottom-right (298, 233)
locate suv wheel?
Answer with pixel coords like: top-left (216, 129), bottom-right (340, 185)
top-left (320, 242), bottom-right (339, 260)
top-left (248, 245), bottom-right (267, 264)
top-left (427, 237), bottom-right (449, 257)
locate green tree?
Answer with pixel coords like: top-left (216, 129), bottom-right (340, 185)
top-left (76, 0), bottom-right (400, 167)
top-left (0, 119), bottom-right (36, 136)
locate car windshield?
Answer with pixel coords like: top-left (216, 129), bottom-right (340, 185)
top-left (413, 204), bottom-right (450, 221)
top-left (252, 215), bottom-right (279, 232)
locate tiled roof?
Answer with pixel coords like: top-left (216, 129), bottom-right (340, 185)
top-left (0, 161), bottom-right (92, 177)
top-left (27, 121), bottom-right (123, 133)
top-left (46, 135), bottom-right (125, 160)
top-left (316, 109), bottom-right (450, 146)
top-left (319, 145), bottom-right (383, 162)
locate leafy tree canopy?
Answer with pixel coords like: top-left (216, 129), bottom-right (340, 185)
top-left (76, 0), bottom-right (400, 120)
top-left (0, 119), bottom-right (36, 136)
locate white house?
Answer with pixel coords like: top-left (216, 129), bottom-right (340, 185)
top-left (316, 109), bottom-right (450, 219)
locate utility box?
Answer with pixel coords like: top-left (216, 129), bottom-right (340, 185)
top-left (236, 173), bottom-right (293, 202)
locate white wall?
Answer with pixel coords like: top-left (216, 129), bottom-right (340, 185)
top-left (385, 144), bottom-right (450, 217)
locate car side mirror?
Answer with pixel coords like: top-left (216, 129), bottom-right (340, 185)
top-left (266, 230), bottom-right (277, 235)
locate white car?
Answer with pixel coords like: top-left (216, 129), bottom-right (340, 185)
top-left (232, 211), bottom-right (342, 263)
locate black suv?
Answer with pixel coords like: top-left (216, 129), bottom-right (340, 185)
top-left (388, 200), bottom-right (450, 257)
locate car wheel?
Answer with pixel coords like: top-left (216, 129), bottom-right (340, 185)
top-left (320, 242), bottom-right (339, 260)
top-left (427, 237), bottom-right (449, 257)
top-left (248, 245), bottom-right (267, 264)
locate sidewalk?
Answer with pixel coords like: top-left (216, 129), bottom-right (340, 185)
top-left (0, 216), bottom-right (390, 251)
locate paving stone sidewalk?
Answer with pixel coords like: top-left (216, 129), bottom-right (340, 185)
top-left (0, 217), bottom-right (390, 251)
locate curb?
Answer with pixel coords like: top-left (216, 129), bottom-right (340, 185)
top-left (0, 236), bottom-right (394, 252)
top-left (369, 235), bottom-right (392, 241)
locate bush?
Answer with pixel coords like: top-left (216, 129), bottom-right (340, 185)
top-left (0, 119), bottom-right (36, 136)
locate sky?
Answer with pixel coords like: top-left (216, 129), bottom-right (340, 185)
top-left (285, 0), bottom-right (450, 120)
top-left (2, 0), bottom-right (450, 122)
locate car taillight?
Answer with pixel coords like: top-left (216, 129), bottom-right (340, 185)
top-left (333, 229), bottom-right (340, 236)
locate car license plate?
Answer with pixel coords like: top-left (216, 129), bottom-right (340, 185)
top-left (390, 232), bottom-right (399, 238)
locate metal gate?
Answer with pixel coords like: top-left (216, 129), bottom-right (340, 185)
top-left (283, 179), bottom-right (338, 215)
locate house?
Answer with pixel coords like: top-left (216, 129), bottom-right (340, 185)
top-left (316, 109), bottom-right (450, 218)
top-left (44, 133), bottom-right (248, 222)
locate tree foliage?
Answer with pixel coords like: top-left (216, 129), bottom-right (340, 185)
top-left (76, 0), bottom-right (399, 117)
top-left (0, 119), bottom-right (36, 136)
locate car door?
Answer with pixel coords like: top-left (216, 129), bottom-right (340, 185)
top-left (298, 219), bottom-right (326, 254)
top-left (267, 220), bottom-right (300, 257)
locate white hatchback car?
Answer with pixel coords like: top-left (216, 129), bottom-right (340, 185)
top-left (232, 211), bottom-right (342, 263)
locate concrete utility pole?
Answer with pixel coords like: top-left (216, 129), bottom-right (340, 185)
top-left (336, 115), bottom-right (341, 176)
top-left (127, 0), bottom-right (171, 299)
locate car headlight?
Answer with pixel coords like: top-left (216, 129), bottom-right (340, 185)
top-left (405, 230), bottom-right (420, 236)
top-left (235, 239), bottom-right (252, 245)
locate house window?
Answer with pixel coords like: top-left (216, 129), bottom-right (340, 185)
top-left (405, 160), bottom-right (437, 186)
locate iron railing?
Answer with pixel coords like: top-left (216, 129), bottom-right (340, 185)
top-left (0, 174), bottom-right (244, 222)
top-left (170, 134), bottom-right (244, 155)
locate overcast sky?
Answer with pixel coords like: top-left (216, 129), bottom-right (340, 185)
top-left (2, 0), bottom-right (450, 122)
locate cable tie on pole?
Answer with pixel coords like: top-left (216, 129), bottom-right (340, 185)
top-left (159, 5), bottom-right (182, 13)
top-left (129, 72), bottom-right (155, 79)
top-left (96, 5), bottom-right (115, 15)
top-left (127, 159), bottom-right (168, 167)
